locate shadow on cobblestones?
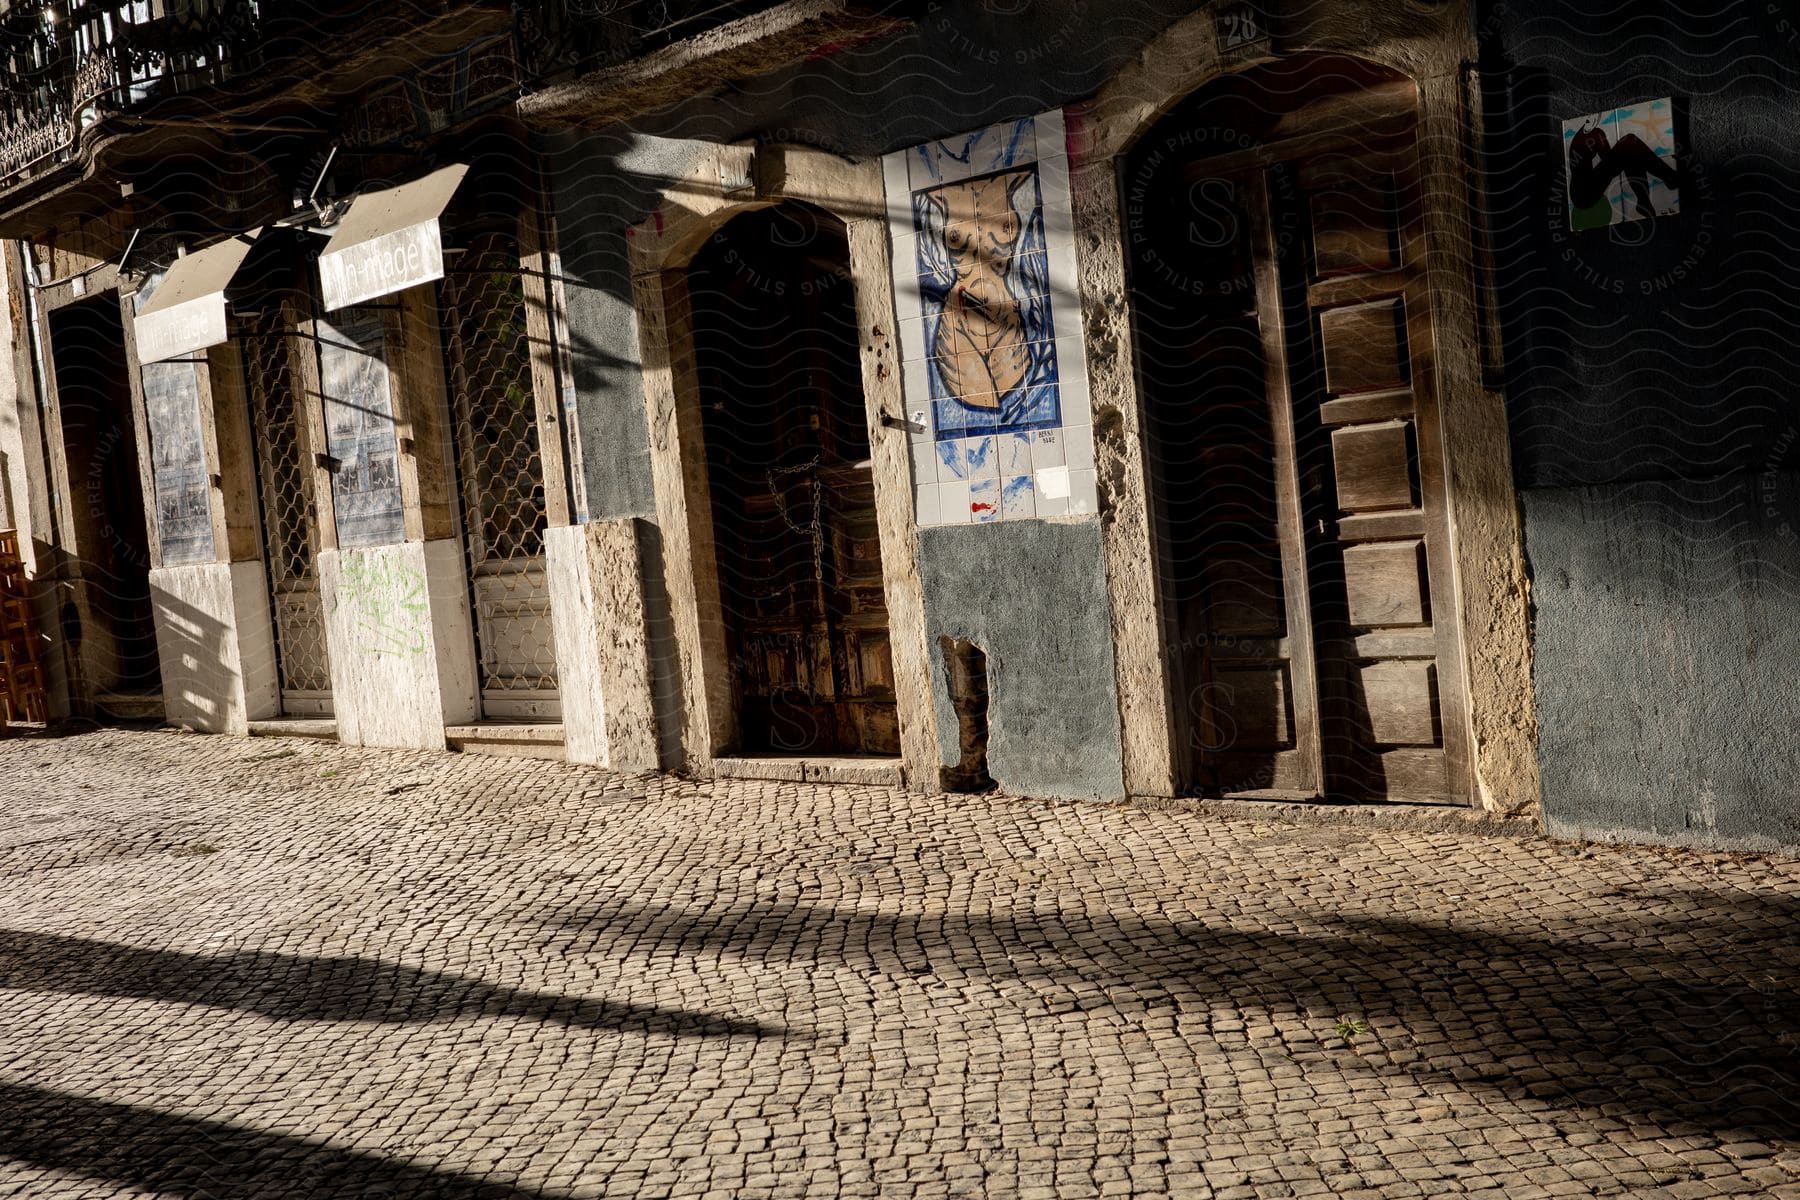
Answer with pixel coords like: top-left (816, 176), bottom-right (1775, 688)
top-left (552, 896), bottom-right (1800, 1138)
top-left (0, 1080), bottom-right (569, 1199)
top-left (0, 929), bottom-right (782, 1039)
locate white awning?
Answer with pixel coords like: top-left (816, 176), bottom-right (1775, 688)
top-left (133, 233), bottom-right (259, 364)
top-left (317, 164), bottom-right (470, 311)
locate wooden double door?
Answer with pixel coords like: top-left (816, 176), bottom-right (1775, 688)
top-left (1139, 66), bottom-right (1469, 804)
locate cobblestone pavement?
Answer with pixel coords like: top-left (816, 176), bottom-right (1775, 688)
top-left (0, 729), bottom-right (1797, 1200)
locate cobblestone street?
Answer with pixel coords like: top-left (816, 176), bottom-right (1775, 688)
top-left (0, 729), bottom-right (1795, 1199)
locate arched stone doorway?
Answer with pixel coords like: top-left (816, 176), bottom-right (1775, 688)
top-left (1126, 53), bottom-right (1471, 804)
top-left (685, 202), bottom-right (899, 758)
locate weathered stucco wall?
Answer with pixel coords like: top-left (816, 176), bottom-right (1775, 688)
top-left (545, 519), bottom-right (659, 771)
top-left (1483, 1), bottom-right (1800, 846)
top-left (541, 1), bottom-right (1190, 791)
top-left (318, 540), bottom-right (477, 750)
top-left (1527, 477), bottom-right (1800, 851)
top-left (148, 559), bottom-right (278, 735)
top-left (548, 130), bottom-right (695, 523)
top-left (545, 1), bottom-right (1199, 524)
top-left (919, 520), bottom-right (1124, 800)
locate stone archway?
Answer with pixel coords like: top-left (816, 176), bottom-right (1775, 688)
top-left (627, 145), bottom-right (939, 784)
top-left (686, 202), bottom-right (899, 757)
top-left (1066, 1), bottom-right (1539, 814)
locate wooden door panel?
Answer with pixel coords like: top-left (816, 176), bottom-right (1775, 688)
top-left (1319, 388), bottom-right (1415, 426)
top-left (1331, 420), bottom-right (1416, 512)
top-left (1309, 177), bottom-right (1399, 276)
top-left (851, 702), bottom-right (901, 757)
top-left (1289, 123), bottom-right (1463, 801)
top-left (1207, 749), bottom-right (1316, 795)
top-left (744, 636), bottom-right (794, 695)
top-left (1352, 627), bottom-right (1438, 659)
top-left (1213, 665), bottom-right (1295, 749)
top-left (847, 629), bottom-right (895, 694)
top-left (1358, 660), bottom-right (1440, 746)
top-left (1320, 300), bottom-right (1407, 395)
top-left (1205, 547), bottom-right (1288, 636)
top-left (1297, 153), bottom-right (1415, 253)
top-left (1337, 509), bottom-right (1426, 542)
top-left (1207, 463), bottom-right (1289, 529)
top-left (1342, 541), bottom-right (1428, 627)
top-left (843, 629), bottom-right (899, 755)
top-left (1374, 748), bottom-right (1450, 802)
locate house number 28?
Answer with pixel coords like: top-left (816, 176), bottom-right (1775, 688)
top-left (1219, 4), bottom-right (1263, 49)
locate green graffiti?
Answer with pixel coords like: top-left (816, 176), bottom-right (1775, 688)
top-left (337, 555), bottom-right (429, 657)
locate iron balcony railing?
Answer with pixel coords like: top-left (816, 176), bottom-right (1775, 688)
top-left (0, 0), bottom-right (796, 191)
top-left (0, 0), bottom-right (266, 183)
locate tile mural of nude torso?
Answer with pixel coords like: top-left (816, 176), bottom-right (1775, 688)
top-left (929, 170), bottom-right (1034, 412)
top-left (911, 136), bottom-right (1061, 442)
top-left (890, 112), bottom-right (1096, 524)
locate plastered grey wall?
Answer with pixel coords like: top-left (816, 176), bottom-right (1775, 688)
top-left (1482, 1), bottom-right (1800, 847)
top-left (548, 132), bottom-right (719, 765)
top-left (547, 130), bottom-right (693, 523)
top-left (539, 2), bottom-right (1194, 790)
top-left (920, 520), bottom-right (1125, 800)
top-left (1528, 476), bottom-right (1800, 851)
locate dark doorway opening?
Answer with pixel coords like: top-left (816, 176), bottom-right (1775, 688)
top-left (47, 296), bottom-right (162, 714)
top-left (687, 203), bottom-right (898, 758)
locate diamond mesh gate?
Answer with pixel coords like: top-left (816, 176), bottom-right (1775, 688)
top-left (244, 314), bottom-right (333, 715)
top-left (440, 232), bottom-right (560, 720)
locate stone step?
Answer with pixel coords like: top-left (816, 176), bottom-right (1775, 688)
top-left (246, 718), bottom-right (338, 741)
top-left (712, 755), bottom-right (904, 787)
top-left (93, 692), bottom-right (165, 723)
top-left (445, 722), bottom-right (566, 761)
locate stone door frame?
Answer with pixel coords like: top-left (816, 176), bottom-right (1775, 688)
top-left (1069, 0), bottom-right (1540, 815)
top-left (628, 144), bottom-right (940, 785)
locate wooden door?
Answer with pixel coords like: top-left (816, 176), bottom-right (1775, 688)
top-left (1143, 72), bottom-right (1469, 804)
top-left (46, 297), bottom-right (162, 705)
top-left (723, 452), bottom-right (897, 757)
top-left (690, 205), bottom-right (899, 758)
top-left (1290, 145), bottom-right (1469, 804)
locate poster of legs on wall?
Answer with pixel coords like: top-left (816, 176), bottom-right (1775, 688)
top-left (1564, 97), bottom-right (1681, 230)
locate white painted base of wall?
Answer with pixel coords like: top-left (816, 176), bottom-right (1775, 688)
top-left (148, 559), bottom-right (279, 735)
top-left (545, 520), bottom-right (658, 771)
top-left (318, 539), bottom-right (478, 750)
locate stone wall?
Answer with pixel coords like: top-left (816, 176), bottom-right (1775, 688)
top-left (1481, 0), bottom-right (1800, 847)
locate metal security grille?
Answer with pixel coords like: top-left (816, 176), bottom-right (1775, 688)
top-left (244, 314), bottom-right (333, 715)
top-left (440, 231), bottom-right (559, 720)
